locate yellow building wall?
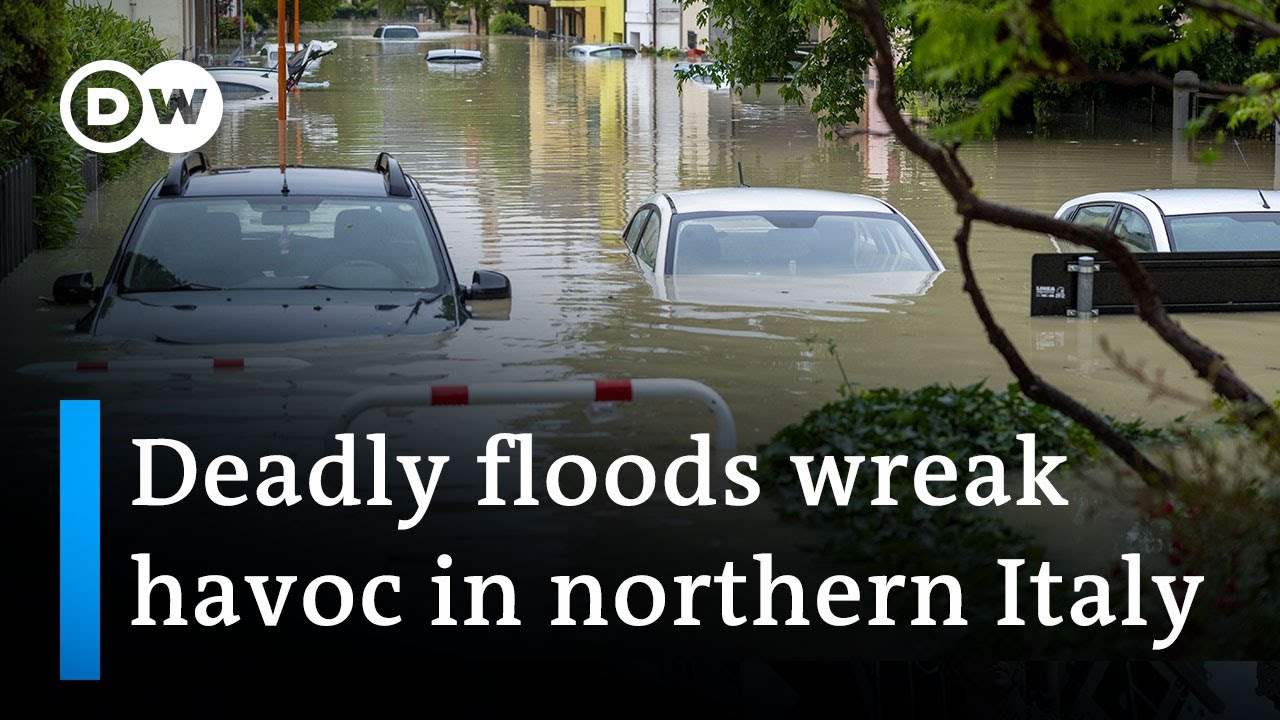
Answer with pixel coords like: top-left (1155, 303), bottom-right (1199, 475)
top-left (585, 8), bottom-right (603, 42)
top-left (529, 6), bottom-right (549, 33)
top-left (604, 0), bottom-right (624, 43)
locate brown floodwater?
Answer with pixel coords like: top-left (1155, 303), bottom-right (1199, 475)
top-left (4, 25), bottom-right (1278, 576)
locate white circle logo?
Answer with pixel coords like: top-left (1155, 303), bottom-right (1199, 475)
top-left (60, 60), bottom-right (223, 154)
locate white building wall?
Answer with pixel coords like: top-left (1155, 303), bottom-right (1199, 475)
top-left (624, 0), bottom-right (681, 49)
top-left (85, 0), bottom-right (208, 58)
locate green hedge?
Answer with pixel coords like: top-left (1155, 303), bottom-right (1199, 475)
top-left (490, 11), bottom-right (528, 35)
top-left (0, 2), bottom-right (169, 248)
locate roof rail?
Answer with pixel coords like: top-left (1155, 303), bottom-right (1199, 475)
top-left (374, 152), bottom-right (410, 197)
top-left (158, 152), bottom-right (210, 197)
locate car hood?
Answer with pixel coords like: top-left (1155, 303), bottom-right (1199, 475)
top-left (659, 271), bottom-right (942, 310)
top-left (91, 290), bottom-right (461, 344)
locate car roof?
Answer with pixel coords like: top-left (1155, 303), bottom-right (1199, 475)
top-left (174, 166), bottom-right (397, 198)
top-left (572, 44), bottom-right (630, 51)
top-left (1064, 189), bottom-right (1277, 216)
top-left (659, 187), bottom-right (898, 215)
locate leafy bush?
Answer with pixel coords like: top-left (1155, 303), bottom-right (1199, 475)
top-left (217, 15), bottom-right (260, 41)
top-left (64, 3), bottom-right (171, 181)
top-left (0, 0), bottom-right (70, 111)
top-left (757, 383), bottom-right (1163, 577)
top-left (489, 11), bottom-right (527, 35)
top-left (0, 109), bottom-right (86, 249)
top-left (0, 2), bottom-right (169, 249)
top-left (334, 2), bottom-right (378, 20)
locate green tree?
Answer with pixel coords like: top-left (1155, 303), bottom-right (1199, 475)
top-left (0, 0), bottom-right (70, 111)
top-left (684, 0), bottom-right (1280, 479)
top-left (245, 0), bottom-right (342, 26)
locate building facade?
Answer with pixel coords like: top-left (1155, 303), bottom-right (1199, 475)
top-left (86, 0), bottom-right (217, 61)
top-left (546, 0), bottom-right (625, 43)
top-left (623, 0), bottom-right (681, 49)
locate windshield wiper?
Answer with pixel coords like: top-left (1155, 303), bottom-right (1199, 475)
top-left (296, 283), bottom-right (345, 290)
top-left (165, 282), bottom-right (224, 291)
top-left (402, 293), bottom-right (444, 326)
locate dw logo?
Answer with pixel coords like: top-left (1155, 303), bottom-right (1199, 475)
top-left (59, 60), bottom-right (223, 154)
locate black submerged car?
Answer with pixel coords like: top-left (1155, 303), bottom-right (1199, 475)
top-left (53, 153), bottom-right (510, 343)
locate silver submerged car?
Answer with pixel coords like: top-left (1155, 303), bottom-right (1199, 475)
top-left (620, 187), bottom-right (944, 307)
top-left (1053, 189), bottom-right (1279, 252)
top-left (567, 44), bottom-right (638, 59)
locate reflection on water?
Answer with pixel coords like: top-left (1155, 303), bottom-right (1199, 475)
top-left (3, 23), bottom-right (1278, 450)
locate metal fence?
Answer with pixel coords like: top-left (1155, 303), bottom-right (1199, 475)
top-left (79, 152), bottom-right (99, 192)
top-left (0, 156), bottom-right (37, 280)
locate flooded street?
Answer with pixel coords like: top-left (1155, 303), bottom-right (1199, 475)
top-left (6, 23), bottom-right (1280, 687)
top-left (8, 24), bottom-right (1276, 448)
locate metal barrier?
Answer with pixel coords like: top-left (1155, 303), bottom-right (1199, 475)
top-left (334, 378), bottom-right (739, 451)
top-left (17, 357), bottom-right (312, 375)
top-left (0, 156), bottom-right (36, 280)
top-left (79, 152), bottom-right (99, 191)
top-left (1031, 251), bottom-right (1280, 316)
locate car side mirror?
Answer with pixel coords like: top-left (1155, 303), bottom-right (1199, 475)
top-left (53, 271), bottom-right (95, 304)
top-left (466, 270), bottom-right (511, 300)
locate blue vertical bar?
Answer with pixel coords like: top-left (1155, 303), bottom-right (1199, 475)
top-left (60, 400), bottom-right (100, 681)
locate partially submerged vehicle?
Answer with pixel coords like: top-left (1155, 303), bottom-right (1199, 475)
top-left (620, 188), bottom-right (943, 307)
top-left (51, 153), bottom-right (512, 343)
top-left (259, 40), bottom-right (336, 71)
top-left (1053, 189), bottom-right (1279, 252)
top-left (207, 40), bottom-right (335, 99)
top-left (568, 44), bottom-right (638, 59)
top-left (374, 24), bottom-right (421, 40)
top-left (425, 48), bottom-right (483, 65)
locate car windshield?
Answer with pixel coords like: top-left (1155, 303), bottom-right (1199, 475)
top-left (121, 197), bottom-right (447, 292)
top-left (1167, 212), bottom-right (1280, 251)
top-left (382, 27), bottom-right (417, 39)
top-left (669, 211), bottom-right (935, 275)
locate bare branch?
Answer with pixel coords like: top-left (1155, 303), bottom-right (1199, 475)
top-left (950, 218), bottom-right (1176, 488)
top-left (842, 0), bottom-right (1280, 460)
top-left (1183, 0), bottom-right (1280, 40)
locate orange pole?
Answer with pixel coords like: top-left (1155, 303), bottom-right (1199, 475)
top-left (293, 0), bottom-right (300, 47)
top-left (278, 0), bottom-right (286, 173)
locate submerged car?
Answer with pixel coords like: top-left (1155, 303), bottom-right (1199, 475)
top-left (567, 44), bottom-right (638, 59)
top-left (208, 40), bottom-right (335, 99)
top-left (1053, 189), bottom-right (1279, 252)
top-left (374, 24), bottom-right (421, 39)
top-left (258, 40), bottom-right (336, 71)
top-left (51, 153), bottom-right (511, 344)
top-left (620, 188), bottom-right (944, 305)
top-left (426, 48), bottom-right (483, 65)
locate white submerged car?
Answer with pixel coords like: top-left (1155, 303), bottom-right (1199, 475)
top-left (568, 43), bottom-right (638, 59)
top-left (1054, 189), bottom-right (1279, 252)
top-left (374, 24), bottom-right (421, 40)
top-left (621, 188), bottom-right (944, 307)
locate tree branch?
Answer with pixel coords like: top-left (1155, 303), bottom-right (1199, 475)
top-left (951, 218), bottom-right (1175, 488)
top-left (1183, 0), bottom-right (1280, 40)
top-left (843, 0), bottom-right (1280, 470)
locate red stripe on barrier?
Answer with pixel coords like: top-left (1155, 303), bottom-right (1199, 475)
top-left (76, 361), bottom-right (108, 372)
top-left (595, 379), bottom-right (633, 402)
top-left (212, 358), bottom-right (245, 370)
top-left (431, 385), bottom-right (469, 406)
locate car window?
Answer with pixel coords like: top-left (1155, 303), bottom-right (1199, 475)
top-left (383, 27), bottom-right (417, 39)
top-left (374, 27), bottom-right (384, 38)
top-left (1072, 204), bottom-right (1116, 229)
top-left (216, 82), bottom-right (270, 99)
top-left (623, 208), bottom-right (653, 252)
top-left (1167, 212), bottom-right (1280, 252)
top-left (669, 211), bottom-right (935, 275)
top-left (635, 212), bottom-right (662, 267)
top-left (121, 197), bottom-right (447, 292)
top-left (1114, 206), bottom-right (1155, 252)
